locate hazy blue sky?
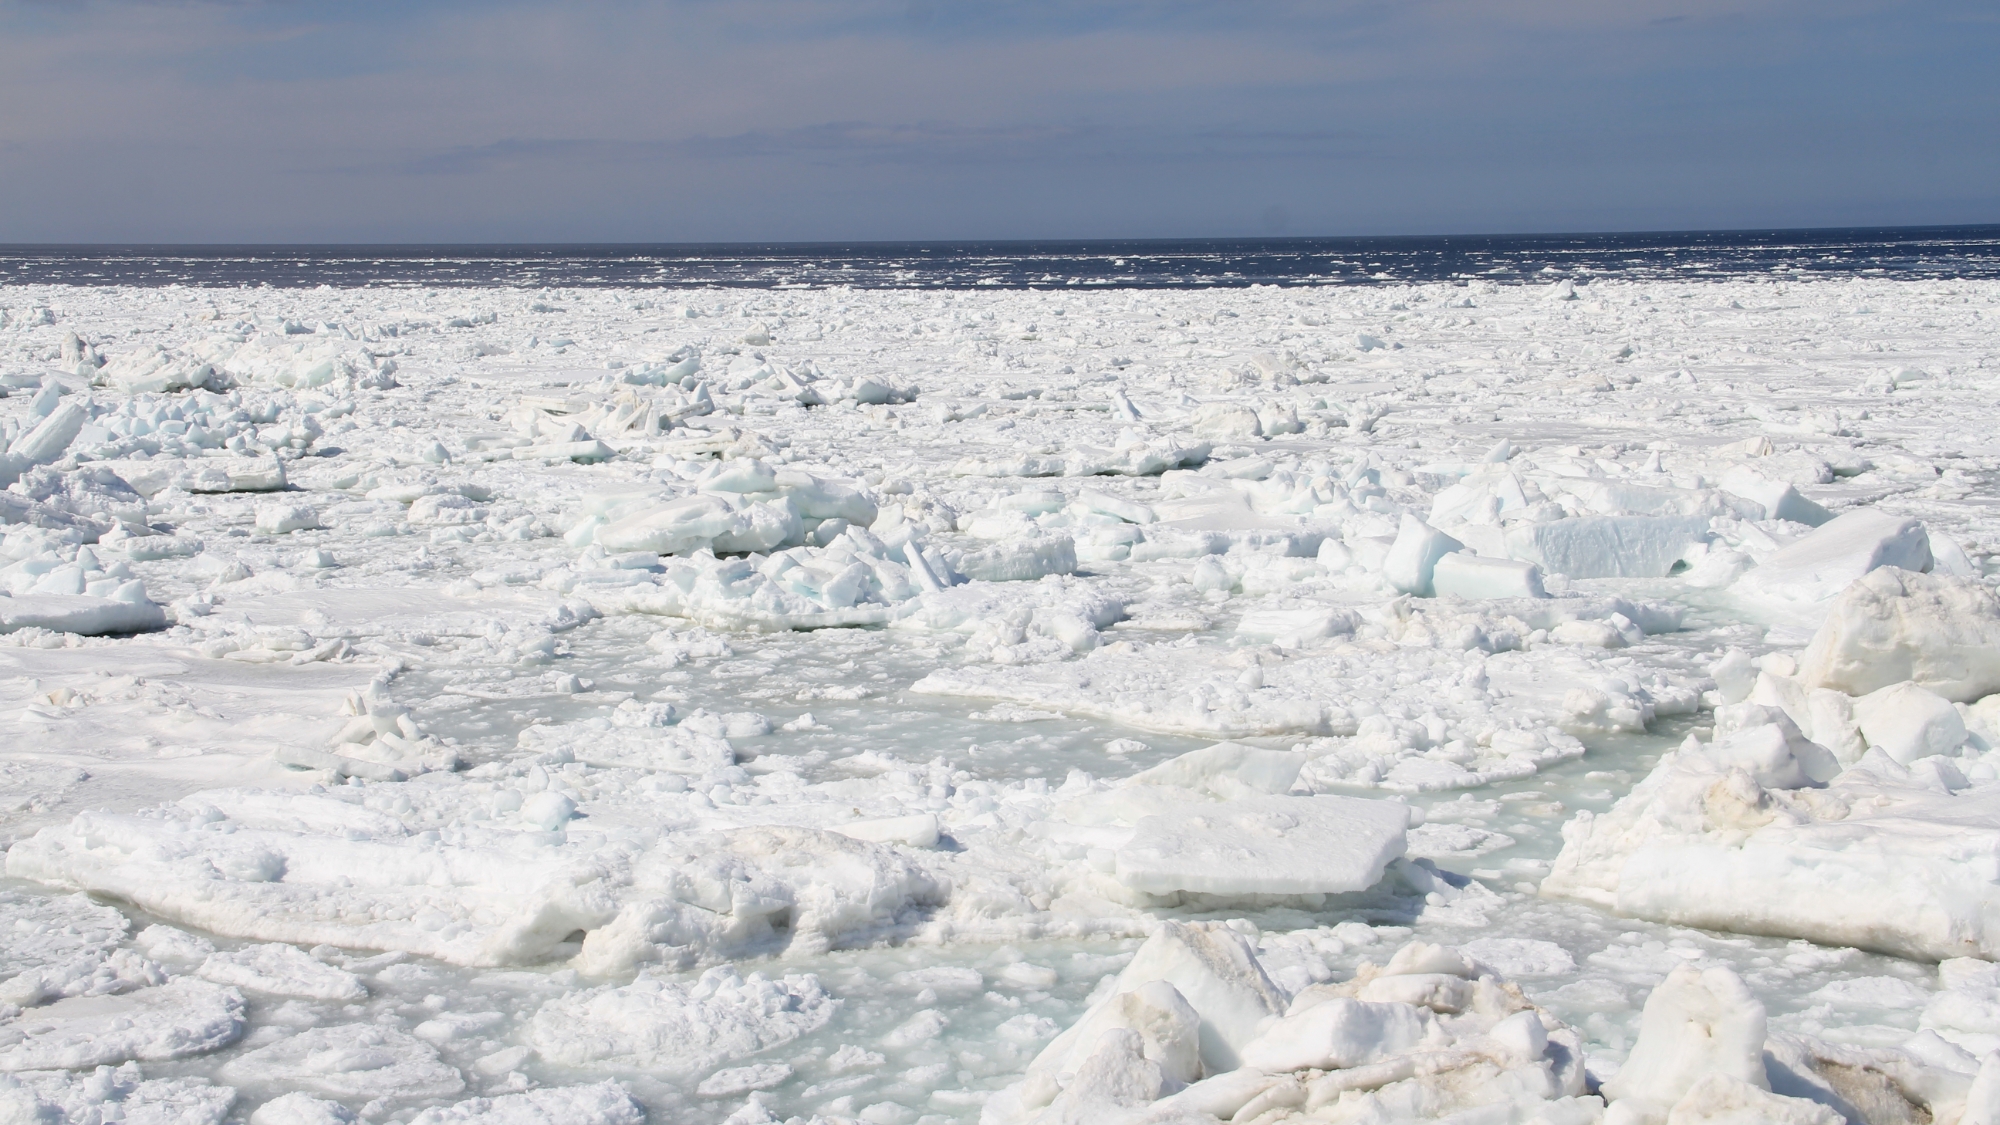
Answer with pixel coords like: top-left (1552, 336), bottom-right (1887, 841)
top-left (1, 0), bottom-right (1994, 242)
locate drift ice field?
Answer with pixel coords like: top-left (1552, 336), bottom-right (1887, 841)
top-left (1, 273), bottom-right (1998, 1125)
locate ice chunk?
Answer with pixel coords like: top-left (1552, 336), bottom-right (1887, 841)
top-left (1088, 921), bottom-right (1286, 1073)
top-left (955, 537), bottom-right (1076, 582)
top-left (528, 966), bottom-right (835, 1073)
top-left (992, 930), bottom-right (1585, 1125)
top-left (219, 1024), bottom-right (464, 1099)
top-left (1601, 964), bottom-right (1768, 1113)
top-left (104, 457), bottom-right (287, 497)
top-left (588, 539), bottom-right (918, 630)
top-left (1381, 514), bottom-right (1462, 597)
top-left (1545, 749), bottom-right (2000, 959)
top-left (1239, 997), bottom-right (1428, 1071)
top-left (1798, 568), bottom-right (2000, 703)
top-left (593, 494), bottom-right (794, 556)
top-left (1710, 649), bottom-right (1757, 704)
top-left (1852, 681), bottom-right (1968, 764)
top-left (0, 890), bottom-right (134, 1000)
top-left (1038, 1028), bottom-right (1166, 1116)
top-left (1073, 488), bottom-right (1155, 525)
top-left (0, 979), bottom-right (245, 1070)
top-left (1719, 466), bottom-right (1834, 527)
top-left (1190, 402), bottom-right (1262, 439)
top-left (1733, 508), bottom-right (1933, 608)
top-left (254, 503), bottom-right (320, 535)
top-left (1504, 515), bottom-right (1710, 579)
top-left (833, 813), bottom-right (940, 848)
top-left (1233, 606), bottom-right (1358, 646)
top-left (1698, 723), bottom-right (1821, 789)
top-left (773, 470), bottom-right (877, 525)
top-left (1024, 980), bottom-right (1201, 1091)
top-left (697, 458), bottom-right (778, 494)
top-left (919, 618), bottom-right (1646, 786)
top-left (1432, 552), bottom-right (1547, 600)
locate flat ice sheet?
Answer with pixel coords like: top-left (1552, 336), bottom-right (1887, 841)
top-left (1112, 793), bottom-right (1408, 896)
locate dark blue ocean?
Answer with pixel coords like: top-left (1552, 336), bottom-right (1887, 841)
top-left (2, 225), bottom-right (1997, 289)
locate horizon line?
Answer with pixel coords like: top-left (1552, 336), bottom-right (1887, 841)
top-left (4, 221), bottom-right (1999, 254)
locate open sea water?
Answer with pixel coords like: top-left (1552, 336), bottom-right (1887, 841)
top-left (3, 224), bottom-right (1999, 289)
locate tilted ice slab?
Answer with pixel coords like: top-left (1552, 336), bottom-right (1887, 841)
top-left (1730, 507), bottom-right (1936, 619)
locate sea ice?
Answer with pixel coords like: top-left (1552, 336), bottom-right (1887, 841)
top-left (2, 273), bottom-right (1997, 1124)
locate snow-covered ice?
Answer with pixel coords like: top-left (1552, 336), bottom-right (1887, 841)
top-left (1, 274), bottom-right (1998, 1122)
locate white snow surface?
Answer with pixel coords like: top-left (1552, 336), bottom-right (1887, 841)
top-left (0, 277), bottom-right (1997, 1123)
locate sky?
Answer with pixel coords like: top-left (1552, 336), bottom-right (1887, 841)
top-left (0, 0), bottom-right (1995, 243)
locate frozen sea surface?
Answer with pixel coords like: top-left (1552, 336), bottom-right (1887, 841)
top-left (1, 269), bottom-right (1998, 1124)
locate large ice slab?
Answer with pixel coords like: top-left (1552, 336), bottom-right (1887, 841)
top-left (6, 784), bottom-right (946, 969)
top-left (1544, 740), bottom-right (2000, 961)
top-left (1502, 514), bottom-right (1711, 580)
